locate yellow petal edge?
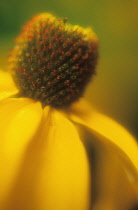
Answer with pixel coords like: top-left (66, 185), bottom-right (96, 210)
top-left (0, 70), bottom-right (18, 100)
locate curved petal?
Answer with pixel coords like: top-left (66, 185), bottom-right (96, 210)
top-left (4, 107), bottom-right (91, 210)
top-left (75, 124), bottom-right (138, 210)
top-left (66, 99), bottom-right (138, 175)
top-left (0, 70), bottom-right (18, 100)
top-left (66, 99), bottom-right (138, 209)
top-left (0, 98), bottom-right (43, 208)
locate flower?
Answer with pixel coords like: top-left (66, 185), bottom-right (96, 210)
top-left (0, 13), bottom-right (138, 210)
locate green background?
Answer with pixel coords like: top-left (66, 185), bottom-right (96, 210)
top-left (0, 0), bottom-right (138, 137)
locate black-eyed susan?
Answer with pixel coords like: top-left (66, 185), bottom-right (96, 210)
top-left (0, 13), bottom-right (138, 210)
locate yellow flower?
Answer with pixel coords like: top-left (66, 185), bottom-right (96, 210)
top-left (0, 13), bottom-right (138, 210)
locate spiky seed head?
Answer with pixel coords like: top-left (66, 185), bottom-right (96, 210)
top-left (9, 13), bottom-right (98, 108)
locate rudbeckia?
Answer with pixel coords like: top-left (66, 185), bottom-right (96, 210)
top-left (0, 13), bottom-right (138, 210)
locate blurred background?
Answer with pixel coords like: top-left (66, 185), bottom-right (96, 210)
top-left (0, 0), bottom-right (138, 138)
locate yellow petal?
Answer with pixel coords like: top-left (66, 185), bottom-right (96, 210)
top-left (4, 107), bottom-right (91, 210)
top-left (66, 99), bottom-right (138, 209)
top-left (39, 108), bottom-right (91, 210)
top-left (0, 70), bottom-right (18, 100)
top-left (76, 125), bottom-right (138, 210)
top-left (0, 98), bottom-right (43, 208)
top-left (66, 99), bottom-right (138, 175)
